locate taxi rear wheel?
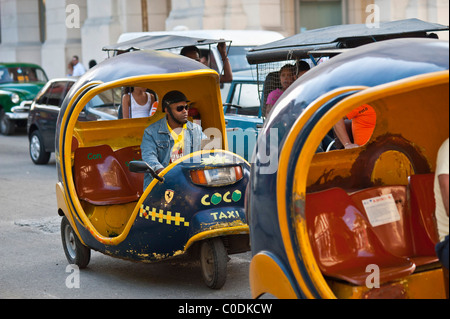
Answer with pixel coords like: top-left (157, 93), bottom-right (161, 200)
top-left (61, 216), bottom-right (91, 269)
top-left (200, 238), bottom-right (228, 289)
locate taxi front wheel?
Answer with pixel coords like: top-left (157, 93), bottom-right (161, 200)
top-left (61, 216), bottom-right (91, 269)
top-left (200, 238), bottom-right (228, 289)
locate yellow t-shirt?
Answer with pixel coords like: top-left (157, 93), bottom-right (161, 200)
top-left (167, 123), bottom-right (187, 163)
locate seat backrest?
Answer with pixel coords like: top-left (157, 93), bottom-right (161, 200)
top-left (409, 173), bottom-right (439, 256)
top-left (306, 187), bottom-right (415, 285)
top-left (74, 145), bottom-right (139, 205)
top-left (262, 71), bottom-right (281, 116)
top-left (350, 186), bottom-right (412, 258)
top-left (114, 145), bottom-right (144, 196)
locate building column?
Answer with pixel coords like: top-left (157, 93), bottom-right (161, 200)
top-left (40, 0), bottom-right (87, 79)
top-left (0, 0), bottom-right (42, 64)
top-left (81, 0), bottom-right (123, 67)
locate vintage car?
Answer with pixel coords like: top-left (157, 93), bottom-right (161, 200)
top-left (55, 50), bottom-right (250, 289)
top-left (222, 69), bottom-right (264, 161)
top-left (0, 62), bottom-right (48, 135)
top-left (247, 38), bottom-right (449, 299)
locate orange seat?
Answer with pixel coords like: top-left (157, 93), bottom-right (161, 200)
top-left (306, 188), bottom-right (415, 286)
top-left (350, 184), bottom-right (438, 266)
top-left (350, 186), bottom-right (411, 257)
top-left (409, 174), bottom-right (439, 258)
top-left (74, 145), bottom-right (140, 205)
top-left (114, 145), bottom-right (144, 197)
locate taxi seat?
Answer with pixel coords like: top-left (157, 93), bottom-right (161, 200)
top-left (74, 145), bottom-right (140, 205)
top-left (350, 184), bottom-right (438, 266)
top-left (306, 187), bottom-right (415, 286)
top-left (408, 174), bottom-right (439, 258)
top-left (114, 145), bottom-right (144, 197)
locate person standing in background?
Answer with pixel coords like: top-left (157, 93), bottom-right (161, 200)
top-left (69, 55), bottom-right (86, 77)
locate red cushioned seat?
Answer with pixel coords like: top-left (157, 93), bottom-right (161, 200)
top-left (306, 187), bottom-right (415, 286)
top-left (114, 145), bottom-right (144, 197)
top-left (409, 174), bottom-right (439, 259)
top-left (74, 145), bottom-right (140, 205)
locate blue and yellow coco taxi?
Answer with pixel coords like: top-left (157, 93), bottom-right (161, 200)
top-left (247, 38), bottom-right (449, 299)
top-left (55, 50), bottom-right (250, 289)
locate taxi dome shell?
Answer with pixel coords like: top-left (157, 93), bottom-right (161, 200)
top-left (264, 38), bottom-right (449, 140)
top-left (77, 50), bottom-right (210, 85)
top-left (61, 50), bottom-right (212, 114)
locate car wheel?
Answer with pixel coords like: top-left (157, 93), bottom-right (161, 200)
top-left (61, 216), bottom-right (91, 269)
top-left (0, 112), bottom-right (15, 135)
top-left (200, 238), bottom-right (228, 289)
top-left (29, 130), bottom-right (51, 164)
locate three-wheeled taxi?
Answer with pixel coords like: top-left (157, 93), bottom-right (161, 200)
top-left (55, 50), bottom-right (250, 289)
top-left (247, 38), bottom-right (449, 299)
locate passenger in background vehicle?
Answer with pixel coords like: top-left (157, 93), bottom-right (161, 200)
top-left (296, 60), bottom-right (310, 79)
top-left (333, 104), bottom-right (377, 149)
top-left (180, 42), bottom-right (233, 83)
top-left (122, 87), bottom-right (157, 119)
top-left (265, 64), bottom-right (296, 116)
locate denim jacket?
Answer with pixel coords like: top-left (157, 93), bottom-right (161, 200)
top-left (141, 117), bottom-right (203, 189)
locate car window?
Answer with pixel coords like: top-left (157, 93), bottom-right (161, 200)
top-left (35, 84), bottom-right (51, 105)
top-left (47, 82), bottom-right (70, 107)
top-left (0, 66), bottom-right (13, 83)
top-left (228, 46), bottom-right (254, 72)
top-left (79, 88), bottom-right (121, 122)
top-left (4, 66), bottom-right (48, 83)
top-left (227, 83), bottom-right (261, 116)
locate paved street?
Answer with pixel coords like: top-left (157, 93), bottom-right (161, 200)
top-left (0, 128), bottom-right (252, 299)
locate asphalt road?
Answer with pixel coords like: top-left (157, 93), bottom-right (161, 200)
top-left (0, 128), bottom-right (253, 299)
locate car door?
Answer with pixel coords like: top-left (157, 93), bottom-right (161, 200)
top-left (223, 80), bottom-right (262, 161)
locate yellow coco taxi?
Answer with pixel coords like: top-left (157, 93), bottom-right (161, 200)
top-left (247, 38), bottom-right (449, 299)
top-left (55, 50), bottom-right (250, 289)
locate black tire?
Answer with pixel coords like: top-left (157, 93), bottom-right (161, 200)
top-left (0, 111), bottom-right (15, 135)
top-left (61, 216), bottom-right (91, 269)
top-left (200, 238), bottom-right (228, 289)
top-left (29, 130), bottom-right (51, 164)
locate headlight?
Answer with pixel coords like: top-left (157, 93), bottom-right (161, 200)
top-left (11, 93), bottom-right (20, 104)
top-left (190, 166), bottom-right (243, 186)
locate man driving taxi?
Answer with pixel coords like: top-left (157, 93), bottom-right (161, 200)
top-left (141, 90), bottom-right (204, 189)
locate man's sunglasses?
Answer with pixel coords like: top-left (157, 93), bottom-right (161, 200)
top-left (175, 104), bottom-right (189, 112)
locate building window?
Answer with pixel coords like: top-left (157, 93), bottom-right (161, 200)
top-left (297, 0), bottom-right (343, 32)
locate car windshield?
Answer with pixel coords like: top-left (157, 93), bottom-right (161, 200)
top-left (0, 66), bottom-right (48, 84)
top-left (228, 46), bottom-right (255, 72)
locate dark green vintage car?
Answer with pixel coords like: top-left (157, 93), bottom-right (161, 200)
top-left (0, 62), bottom-right (48, 135)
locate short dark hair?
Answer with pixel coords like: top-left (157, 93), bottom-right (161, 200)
top-left (180, 46), bottom-right (200, 57)
top-left (162, 90), bottom-right (190, 112)
top-left (296, 60), bottom-right (310, 72)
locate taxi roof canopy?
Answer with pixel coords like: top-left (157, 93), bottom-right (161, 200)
top-left (102, 34), bottom-right (230, 53)
top-left (247, 18), bottom-right (449, 64)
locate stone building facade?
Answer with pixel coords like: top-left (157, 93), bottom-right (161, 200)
top-left (0, 0), bottom-right (448, 79)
